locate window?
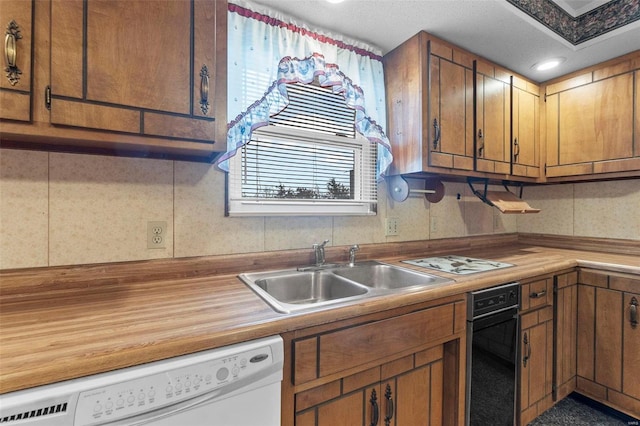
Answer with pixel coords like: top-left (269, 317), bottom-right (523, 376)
top-left (227, 82), bottom-right (377, 216)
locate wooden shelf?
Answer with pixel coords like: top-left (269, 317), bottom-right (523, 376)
top-left (485, 190), bottom-right (540, 214)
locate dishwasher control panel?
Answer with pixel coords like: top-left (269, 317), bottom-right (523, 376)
top-left (75, 344), bottom-right (275, 426)
top-left (468, 282), bottom-right (520, 319)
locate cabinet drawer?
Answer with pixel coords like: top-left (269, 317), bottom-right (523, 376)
top-left (293, 301), bottom-right (463, 386)
top-left (521, 278), bottom-right (551, 312)
top-left (319, 303), bottom-right (454, 378)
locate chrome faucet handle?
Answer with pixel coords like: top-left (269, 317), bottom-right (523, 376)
top-left (348, 244), bottom-right (360, 266)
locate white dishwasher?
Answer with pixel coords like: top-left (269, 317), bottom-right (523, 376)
top-left (0, 335), bottom-right (283, 426)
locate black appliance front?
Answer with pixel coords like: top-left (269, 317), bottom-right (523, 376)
top-left (466, 282), bottom-right (520, 426)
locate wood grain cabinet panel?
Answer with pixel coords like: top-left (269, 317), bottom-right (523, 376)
top-left (519, 306), bottom-right (553, 425)
top-left (384, 31), bottom-right (539, 181)
top-left (544, 51), bottom-right (640, 179)
top-left (0, 0), bottom-right (33, 122)
top-left (2, 0), bottom-right (226, 161)
top-left (430, 53), bottom-right (475, 171)
top-left (475, 68), bottom-right (510, 175)
top-left (622, 292), bottom-right (640, 402)
top-left (576, 269), bottom-right (640, 419)
top-left (512, 84), bottom-right (540, 178)
top-left (283, 297), bottom-right (467, 426)
top-left (296, 349), bottom-right (447, 426)
top-left (318, 303), bottom-right (454, 378)
top-left (554, 271), bottom-right (578, 401)
top-left (50, 0), bottom-right (218, 142)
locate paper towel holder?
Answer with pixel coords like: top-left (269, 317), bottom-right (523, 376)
top-left (387, 175), bottom-right (445, 203)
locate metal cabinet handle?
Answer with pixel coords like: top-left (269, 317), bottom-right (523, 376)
top-left (523, 331), bottom-right (531, 367)
top-left (477, 129), bottom-right (484, 157)
top-left (433, 118), bottom-right (441, 150)
top-left (530, 290), bottom-right (546, 299)
top-left (631, 297), bottom-right (638, 329)
top-left (384, 384), bottom-right (394, 426)
top-left (370, 389), bottom-right (379, 426)
top-left (4, 20), bottom-right (22, 86)
top-left (514, 138), bottom-right (520, 162)
top-left (199, 65), bottom-right (210, 114)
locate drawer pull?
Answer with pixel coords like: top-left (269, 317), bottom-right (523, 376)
top-left (631, 297), bottom-right (638, 329)
top-left (370, 389), bottom-right (379, 426)
top-left (4, 20), bottom-right (22, 86)
top-left (530, 290), bottom-right (546, 299)
top-left (384, 384), bottom-right (394, 426)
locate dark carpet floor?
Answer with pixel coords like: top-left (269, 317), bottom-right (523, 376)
top-left (530, 393), bottom-right (638, 426)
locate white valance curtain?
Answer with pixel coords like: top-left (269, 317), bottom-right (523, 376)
top-left (216, 0), bottom-right (392, 179)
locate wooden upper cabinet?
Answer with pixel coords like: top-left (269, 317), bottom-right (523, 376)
top-left (0, 0), bottom-right (33, 122)
top-left (384, 32), bottom-right (476, 176)
top-left (428, 43), bottom-right (475, 172)
top-left (475, 62), bottom-right (510, 175)
top-left (544, 51), bottom-right (640, 179)
top-left (46, 0), bottom-right (224, 159)
top-left (512, 78), bottom-right (540, 178)
top-left (383, 31), bottom-right (539, 182)
top-left (383, 32), bottom-right (428, 175)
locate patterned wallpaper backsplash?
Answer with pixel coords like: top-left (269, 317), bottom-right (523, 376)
top-left (1, 148), bottom-right (638, 269)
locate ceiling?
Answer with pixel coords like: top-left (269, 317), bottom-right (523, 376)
top-left (249, 0), bottom-right (640, 82)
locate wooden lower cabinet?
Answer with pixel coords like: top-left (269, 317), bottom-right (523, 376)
top-left (298, 350), bottom-right (445, 426)
top-left (553, 271), bottom-right (578, 401)
top-left (282, 295), bottom-right (467, 426)
top-left (576, 269), bottom-right (640, 418)
top-left (518, 276), bottom-right (554, 425)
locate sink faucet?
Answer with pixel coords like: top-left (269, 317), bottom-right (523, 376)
top-left (312, 240), bottom-right (330, 266)
top-left (348, 244), bottom-right (360, 266)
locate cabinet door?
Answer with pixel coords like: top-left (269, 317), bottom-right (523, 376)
top-left (313, 387), bottom-right (376, 426)
top-left (519, 306), bottom-right (553, 425)
top-left (594, 288), bottom-right (623, 391)
top-left (429, 54), bottom-right (474, 171)
top-left (622, 292), bottom-right (640, 401)
top-left (546, 68), bottom-right (637, 177)
top-left (512, 86), bottom-right (540, 178)
top-left (392, 359), bottom-right (444, 425)
top-left (476, 71), bottom-right (510, 175)
top-left (554, 272), bottom-right (578, 401)
top-left (49, 0), bottom-right (217, 144)
top-left (576, 273), bottom-right (640, 418)
top-left (0, 0), bottom-right (33, 122)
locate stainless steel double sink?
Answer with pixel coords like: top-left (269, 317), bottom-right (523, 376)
top-left (239, 261), bottom-right (454, 314)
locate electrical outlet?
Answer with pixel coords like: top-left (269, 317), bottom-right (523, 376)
top-left (430, 217), bottom-right (438, 233)
top-left (147, 221), bottom-right (167, 249)
top-left (385, 217), bottom-right (399, 236)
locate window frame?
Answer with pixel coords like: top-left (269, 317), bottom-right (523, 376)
top-left (227, 125), bottom-right (377, 217)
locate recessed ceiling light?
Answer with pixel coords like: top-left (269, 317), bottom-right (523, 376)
top-left (532, 57), bottom-right (566, 71)
top-left (325, 0), bottom-right (345, 3)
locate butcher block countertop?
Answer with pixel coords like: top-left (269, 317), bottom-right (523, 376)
top-left (1, 234), bottom-right (639, 394)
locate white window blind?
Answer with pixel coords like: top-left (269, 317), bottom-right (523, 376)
top-left (228, 82), bottom-right (377, 216)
